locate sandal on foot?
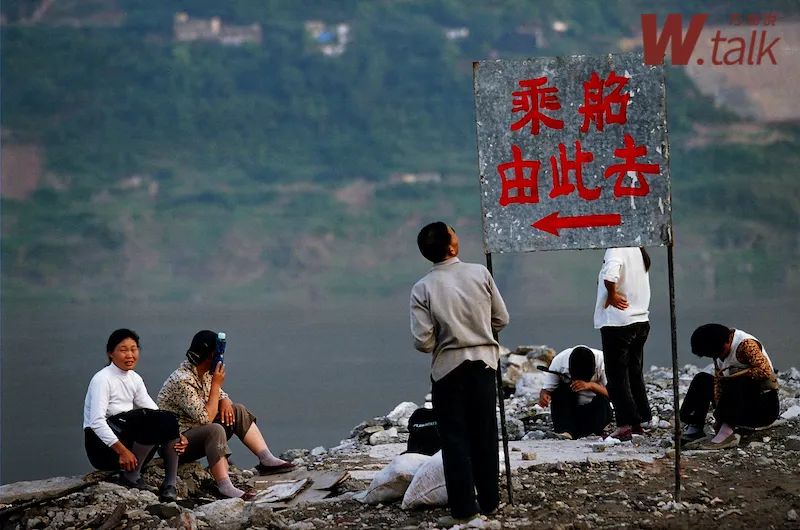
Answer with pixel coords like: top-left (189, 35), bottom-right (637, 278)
top-left (240, 489), bottom-right (258, 501)
top-left (696, 433), bottom-right (740, 450)
top-left (255, 461), bottom-right (296, 475)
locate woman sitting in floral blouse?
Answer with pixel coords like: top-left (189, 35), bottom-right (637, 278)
top-left (680, 323), bottom-right (779, 449)
top-left (157, 330), bottom-right (294, 499)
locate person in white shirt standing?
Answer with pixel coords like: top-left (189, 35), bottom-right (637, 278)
top-left (593, 247), bottom-right (652, 441)
top-left (538, 346), bottom-right (611, 439)
top-left (83, 328), bottom-right (188, 502)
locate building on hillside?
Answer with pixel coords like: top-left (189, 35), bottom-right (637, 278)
top-left (515, 23), bottom-right (546, 48)
top-left (305, 20), bottom-right (351, 57)
top-left (444, 27), bottom-right (469, 40)
top-left (174, 12), bottom-right (261, 46)
top-left (494, 22), bottom-right (546, 53)
top-left (388, 172), bottom-right (442, 185)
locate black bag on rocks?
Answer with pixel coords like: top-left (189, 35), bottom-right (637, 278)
top-left (404, 407), bottom-right (441, 456)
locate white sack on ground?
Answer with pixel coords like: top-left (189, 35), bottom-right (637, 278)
top-left (361, 453), bottom-right (431, 504)
top-left (401, 451), bottom-right (447, 510)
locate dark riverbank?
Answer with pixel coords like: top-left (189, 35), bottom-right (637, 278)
top-left (2, 359), bottom-right (799, 529)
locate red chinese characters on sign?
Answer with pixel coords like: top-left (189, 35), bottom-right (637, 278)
top-left (549, 140), bottom-right (599, 201)
top-left (496, 135), bottom-right (657, 205)
top-left (497, 70), bottom-right (660, 213)
top-left (497, 145), bottom-right (542, 206)
top-left (510, 77), bottom-right (564, 135)
top-left (604, 133), bottom-right (660, 196)
top-left (578, 71), bottom-right (631, 133)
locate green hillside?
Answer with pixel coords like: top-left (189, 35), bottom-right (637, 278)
top-left (2, 0), bottom-right (799, 304)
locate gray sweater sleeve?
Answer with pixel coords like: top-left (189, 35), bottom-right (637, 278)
top-left (488, 272), bottom-right (509, 333)
top-left (410, 282), bottom-right (435, 353)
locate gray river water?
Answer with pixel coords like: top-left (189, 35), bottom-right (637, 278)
top-left (2, 293), bottom-right (797, 483)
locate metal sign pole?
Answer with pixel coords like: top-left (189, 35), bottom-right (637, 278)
top-left (667, 242), bottom-right (681, 501)
top-left (485, 252), bottom-right (514, 505)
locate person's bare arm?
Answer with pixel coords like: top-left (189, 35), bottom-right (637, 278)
top-left (570, 380), bottom-right (609, 398)
top-left (218, 398), bottom-right (235, 426)
top-left (204, 363), bottom-right (225, 421)
top-left (604, 280), bottom-right (629, 310)
top-left (538, 389), bottom-right (552, 407)
top-left (111, 441), bottom-right (137, 471)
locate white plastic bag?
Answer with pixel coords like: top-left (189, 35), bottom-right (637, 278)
top-left (361, 453), bottom-right (431, 504)
top-left (401, 450), bottom-right (447, 509)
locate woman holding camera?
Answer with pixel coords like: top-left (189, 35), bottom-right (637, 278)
top-left (157, 330), bottom-right (294, 500)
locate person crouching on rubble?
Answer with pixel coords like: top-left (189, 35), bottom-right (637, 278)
top-left (538, 345), bottom-right (612, 439)
top-left (681, 323), bottom-right (779, 449)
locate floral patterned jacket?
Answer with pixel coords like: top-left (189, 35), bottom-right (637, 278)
top-left (157, 361), bottom-right (229, 432)
top-left (714, 339), bottom-right (776, 403)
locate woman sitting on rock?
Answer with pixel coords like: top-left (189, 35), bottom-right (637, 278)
top-left (157, 330), bottom-right (294, 500)
top-left (83, 329), bottom-right (187, 502)
top-left (681, 323), bottom-right (779, 449)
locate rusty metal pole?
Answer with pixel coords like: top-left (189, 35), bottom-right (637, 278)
top-left (486, 252), bottom-right (514, 505)
top-left (668, 243), bottom-right (682, 501)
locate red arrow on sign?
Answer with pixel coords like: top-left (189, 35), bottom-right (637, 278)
top-left (532, 211), bottom-right (622, 236)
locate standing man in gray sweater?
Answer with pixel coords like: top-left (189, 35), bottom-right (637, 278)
top-left (410, 221), bottom-right (509, 523)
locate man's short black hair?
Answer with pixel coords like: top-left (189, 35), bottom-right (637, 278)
top-left (691, 323), bottom-right (731, 358)
top-left (106, 328), bottom-right (140, 353)
top-left (417, 222), bottom-right (452, 263)
top-left (568, 346), bottom-right (595, 382)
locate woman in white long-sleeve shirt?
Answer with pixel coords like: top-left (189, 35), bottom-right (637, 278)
top-left (83, 328), bottom-right (187, 502)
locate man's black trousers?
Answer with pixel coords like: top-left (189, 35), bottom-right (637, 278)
top-left (431, 360), bottom-right (499, 519)
top-left (601, 321), bottom-right (652, 427)
top-left (679, 371), bottom-right (779, 429)
top-left (550, 384), bottom-right (612, 438)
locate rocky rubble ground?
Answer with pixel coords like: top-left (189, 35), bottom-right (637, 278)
top-left (2, 346), bottom-right (800, 529)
